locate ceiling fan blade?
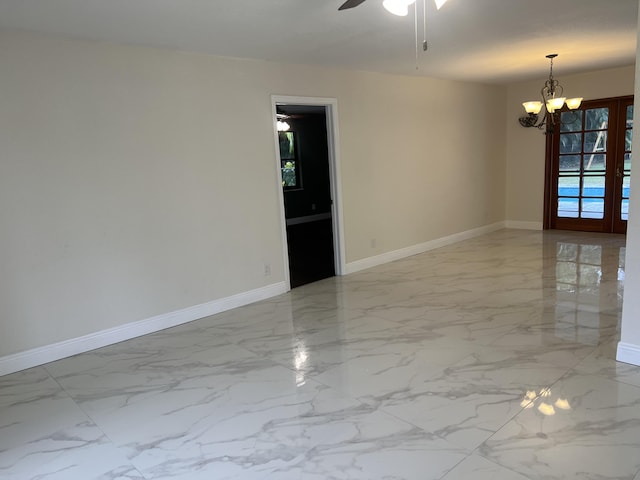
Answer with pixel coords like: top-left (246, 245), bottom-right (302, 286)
top-left (338, 0), bottom-right (368, 10)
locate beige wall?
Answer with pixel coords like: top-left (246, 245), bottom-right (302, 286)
top-left (0, 30), bottom-right (506, 358)
top-left (506, 65), bottom-right (635, 225)
top-left (340, 74), bottom-right (506, 258)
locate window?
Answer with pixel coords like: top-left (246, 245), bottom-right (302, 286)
top-left (279, 131), bottom-right (301, 189)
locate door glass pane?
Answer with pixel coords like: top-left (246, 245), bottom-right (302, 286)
top-left (623, 104), bottom-right (633, 223)
top-left (560, 133), bottom-right (582, 154)
top-left (582, 176), bottom-right (605, 197)
top-left (561, 111), bottom-right (583, 132)
top-left (623, 176), bottom-right (630, 198)
top-left (585, 108), bottom-right (609, 130)
top-left (622, 199), bottom-right (629, 220)
top-left (581, 198), bottom-right (604, 219)
top-left (559, 176), bottom-right (580, 197)
top-left (584, 131), bottom-right (607, 153)
top-left (558, 198), bottom-right (579, 218)
top-left (560, 155), bottom-right (581, 173)
top-left (583, 154), bottom-right (606, 173)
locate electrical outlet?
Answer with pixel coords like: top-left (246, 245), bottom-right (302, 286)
top-left (264, 263), bottom-right (271, 276)
top-left (371, 238), bottom-right (377, 248)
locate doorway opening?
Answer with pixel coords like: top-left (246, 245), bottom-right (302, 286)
top-left (544, 95), bottom-right (633, 233)
top-left (272, 96), bottom-right (344, 289)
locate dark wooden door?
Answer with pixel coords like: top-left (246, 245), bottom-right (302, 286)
top-left (545, 96), bottom-right (633, 234)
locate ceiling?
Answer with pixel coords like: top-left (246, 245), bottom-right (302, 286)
top-left (0, 0), bottom-right (637, 84)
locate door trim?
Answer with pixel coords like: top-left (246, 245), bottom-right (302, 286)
top-left (271, 95), bottom-right (346, 290)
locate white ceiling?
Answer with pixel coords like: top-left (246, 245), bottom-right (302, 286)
top-left (0, 0), bottom-right (637, 84)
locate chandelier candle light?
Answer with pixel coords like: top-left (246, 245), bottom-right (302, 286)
top-left (519, 54), bottom-right (583, 133)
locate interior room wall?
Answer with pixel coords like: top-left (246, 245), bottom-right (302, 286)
top-left (0, 30), bottom-right (506, 363)
top-left (506, 65), bottom-right (635, 227)
top-left (340, 74), bottom-right (507, 261)
top-left (618, 0), bottom-right (640, 366)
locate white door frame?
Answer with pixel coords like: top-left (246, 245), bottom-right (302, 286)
top-left (271, 95), bottom-right (346, 290)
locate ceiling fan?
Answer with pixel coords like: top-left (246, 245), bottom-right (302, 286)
top-left (338, 0), bottom-right (367, 10)
top-left (338, 0), bottom-right (449, 56)
top-left (339, 0), bottom-right (448, 13)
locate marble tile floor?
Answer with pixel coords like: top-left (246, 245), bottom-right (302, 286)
top-left (2, 229), bottom-right (640, 479)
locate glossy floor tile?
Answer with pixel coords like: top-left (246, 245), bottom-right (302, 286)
top-left (2, 229), bottom-right (640, 479)
top-left (478, 372), bottom-right (640, 479)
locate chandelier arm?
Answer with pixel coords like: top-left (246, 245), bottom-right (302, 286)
top-left (518, 112), bottom-right (548, 129)
top-left (537, 115), bottom-right (547, 130)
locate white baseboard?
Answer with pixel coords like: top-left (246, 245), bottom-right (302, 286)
top-left (505, 221), bottom-right (543, 230)
top-left (616, 342), bottom-right (640, 367)
top-left (0, 282), bottom-right (287, 377)
top-left (345, 222), bottom-right (506, 275)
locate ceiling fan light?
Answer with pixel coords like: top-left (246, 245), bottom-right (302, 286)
top-left (434, 0), bottom-right (448, 9)
top-left (523, 101), bottom-right (543, 115)
top-left (383, 0), bottom-right (414, 16)
top-left (566, 97), bottom-right (583, 110)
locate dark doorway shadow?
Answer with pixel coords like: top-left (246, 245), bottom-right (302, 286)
top-left (277, 104), bottom-right (335, 288)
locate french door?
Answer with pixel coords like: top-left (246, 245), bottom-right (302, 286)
top-left (545, 95), bottom-right (633, 233)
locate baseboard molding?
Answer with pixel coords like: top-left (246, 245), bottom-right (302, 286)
top-left (616, 341), bottom-right (640, 367)
top-left (345, 222), bottom-right (506, 275)
top-left (505, 221), bottom-right (543, 230)
top-left (0, 282), bottom-right (287, 377)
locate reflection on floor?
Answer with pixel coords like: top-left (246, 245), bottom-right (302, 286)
top-left (2, 229), bottom-right (640, 480)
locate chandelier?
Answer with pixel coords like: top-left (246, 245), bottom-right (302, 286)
top-left (519, 54), bottom-right (583, 134)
